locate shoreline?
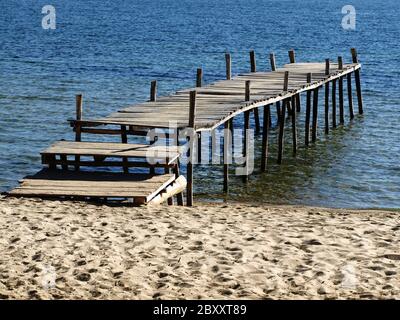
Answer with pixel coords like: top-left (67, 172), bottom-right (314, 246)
top-left (0, 196), bottom-right (399, 300)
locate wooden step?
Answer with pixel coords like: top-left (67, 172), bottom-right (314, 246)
top-left (41, 141), bottom-right (182, 165)
top-left (9, 169), bottom-right (184, 204)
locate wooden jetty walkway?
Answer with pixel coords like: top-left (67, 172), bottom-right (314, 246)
top-left (8, 48), bottom-right (364, 206)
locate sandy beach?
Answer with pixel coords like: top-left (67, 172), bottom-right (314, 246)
top-left (0, 195), bottom-right (399, 300)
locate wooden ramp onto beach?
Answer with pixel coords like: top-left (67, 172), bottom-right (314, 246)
top-left (9, 48), bottom-right (364, 206)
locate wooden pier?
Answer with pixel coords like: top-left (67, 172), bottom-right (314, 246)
top-left (8, 48), bottom-right (364, 206)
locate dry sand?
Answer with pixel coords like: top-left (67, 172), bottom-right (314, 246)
top-left (0, 195), bottom-right (399, 300)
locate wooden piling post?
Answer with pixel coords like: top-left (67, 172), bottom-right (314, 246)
top-left (332, 79), bottom-right (337, 128)
top-left (269, 53), bottom-right (276, 71)
top-left (283, 71), bottom-right (289, 92)
top-left (75, 94), bottom-right (82, 142)
top-left (250, 50), bottom-right (256, 73)
top-left (296, 94), bottom-right (301, 112)
top-left (351, 48), bottom-right (364, 114)
top-left (283, 70), bottom-right (292, 116)
top-left (75, 94), bottom-right (83, 170)
top-left (245, 80), bottom-right (251, 101)
top-left (347, 73), bottom-right (355, 120)
top-left (253, 109), bottom-right (260, 134)
top-left (149, 81), bottom-right (157, 174)
top-left (186, 90), bottom-right (197, 206)
top-left (229, 118), bottom-right (234, 155)
top-left (150, 80), bottom-right (157, 102)
top-left (243, 110), bottom-right (250, 182)
top-left (270, 53), bottom-right (280, 125)
top-left (291, 95), bottom-right (297, 155)
top-left (288, 49), bottom-right (296, 64)
top-left (196, 69), bottom-right (202, 164)
top-left (196, 68), bottom-right (203, 88)
top-left (121, 125), bottom-right (129, 174)
top-left (225, 53), bottom-right (231, 80)
top-left (223, 120), bottom-right (231, 192)
top-left (277, 101), bottom-right (286, 164)
top-left (242, 81), bottom-right (251, 182)
top-left (312, 87), bottom-right (319, 143)
top-left (305, 73), bottom-right (312, 146)
top-left (278, 71), bottom-right (289, 164)
top-left (338, 56), bottom-right (345, 124)
top-left (174, 130), bottom-right (184, 206)
top-left (249, 51), bottom-right (260, 133)
top-left (261, 105), bottom-right (270, 172)
top-left (324, 59), bottom-right (330, 134)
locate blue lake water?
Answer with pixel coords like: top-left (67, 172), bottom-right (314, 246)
top-left (0, 0), bottom-right (399, 208)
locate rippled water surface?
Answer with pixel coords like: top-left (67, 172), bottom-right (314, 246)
top-left (1, 0), bottom-right (399, 208)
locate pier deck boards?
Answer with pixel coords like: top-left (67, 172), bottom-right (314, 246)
top-left (42, 141), bottom-right (182, 165)
top-left (9, 169), bottom-right (178, 204)
top-left (73, 62), bottom-right (360, 132)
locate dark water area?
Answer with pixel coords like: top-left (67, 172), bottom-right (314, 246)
top-left (0, 0), bottom-right (399, 208)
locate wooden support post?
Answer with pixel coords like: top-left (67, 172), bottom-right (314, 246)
top-left (268, 106), bottom-right (272, 127)
top-left (149, 81), bottom-right (157, 174)
top-left (291, 95), bottom-right (297, 155)
top-left (253, 108), bottom-right (260, 134)
top-left (278, 71), bottom-right (289, 164)
top-left (248, 51), bottom-right (260, 133)
top-left (60, 155), bottom-right (68, 170)
top-left (275, 101), bottom-right (281, 126)
top-left (324, 59), bottom-right (330, 134)
top-left (223, 120), bottom-right (231, 192)
top-left (312, 87), bottom-right (319, 143)
top-left (270, 53), bottom-right (280, 125)
top-left (283, 71), bottom-right (292, 116)
top-left (288, 49), bottom-right (295, 63)
top-left (250, 50), bottom-right (256, 73)
top-left (283, 71), bottom-right (289, 92)
top-left (243, 110), bottom-right (250, 182)
top-left (196, 68), bottom-right (202, 88)
top-left (347, 73), bottom-right (355, 120)
top-left (351, 48), bottom-right (364, 114)
top-left (305, 73), bottom-right (312, 146)
top-left (196, 69), bottom-right (202, 164)
top-left (338, 56), bottom-right (344, 70)
top-left (165, 159), bottom-right (173, 206)
top-left (269, 53), bottom-right (276, 71)
top-left (332, 79), bottom-right (337, 129)
top-left (121, 125), bottom-right (129, 174)
top-left (225, 53), bottom-right (231, 80)
top-left (150, 80), bottom-right (157, 102)
top-left (261, 105), bottom-right (270, 172)
top-left (243, 81), bottom-right (251, 181)
top-left (174, 130), bottom-right (184, 206)
top-left (75, 94), bottom-right (82, 142)
top-left (186, 91), bottom-right (197, 206)
top-left (245, 80), bottom-right (251, 101)
top-left (47, 155), bottom-right (56, 170)
top-left (338, 56), bottom-right (344, 124)
top-left (296, 94), bottom-right (301, 112)
top-left (229, 118), bottom-right (234, 153)
top-left (75, 94), bottom-right (83, 171)
top-left (277, 101), bottom-right (286, 164)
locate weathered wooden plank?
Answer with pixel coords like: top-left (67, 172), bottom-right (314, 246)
top-left (10, 169), bottom-right (176, 203)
